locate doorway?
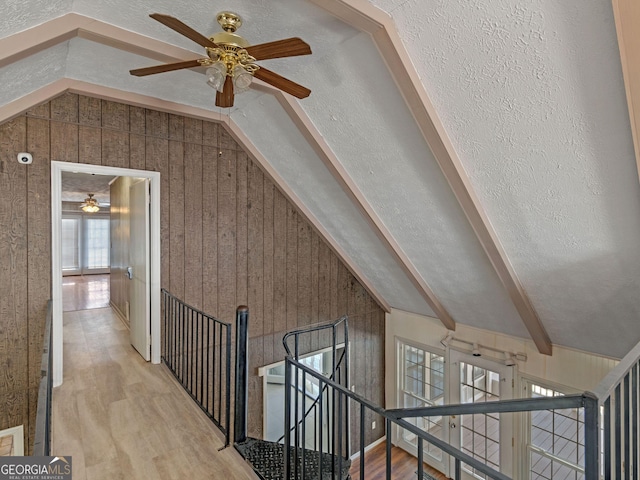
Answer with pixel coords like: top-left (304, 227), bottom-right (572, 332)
top-left (394, 339), bottom-right (516, 478)
top-left (51, 161), bottom-right (162, 386)
top-left (448, 350), bottom-right (514, 478)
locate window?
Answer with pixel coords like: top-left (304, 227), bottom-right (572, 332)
top-left (526, 383), bottom-right (584, 480)
top-left (85, 217), bottom-right (110, 269)
top-left (61, 217), bottom-right (80, 271)
top-left (61, 213), bottom-right (110, 275)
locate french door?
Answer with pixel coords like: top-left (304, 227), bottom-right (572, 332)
top-left (396, 339), bottom-right (448, 473)
top-left (61, 213), bottom-right (110, 276)
top-left (448, 350), bottom-right (514, 478)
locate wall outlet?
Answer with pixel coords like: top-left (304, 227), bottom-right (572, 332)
top-left (372, 421), bottom-right (376, 430)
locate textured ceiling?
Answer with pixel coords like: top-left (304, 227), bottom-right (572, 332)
top-left (61, 171), bottom-right (115, 204)
top-left (2, 0), bottom-right (640, 357)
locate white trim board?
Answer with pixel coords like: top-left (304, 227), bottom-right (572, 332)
top-left (51, 161), bottom-right (162, 386)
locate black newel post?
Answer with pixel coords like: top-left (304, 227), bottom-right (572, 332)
top-left (234, 305), bottom-right (249, 444)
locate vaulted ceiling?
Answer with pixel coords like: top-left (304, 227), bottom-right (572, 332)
top-left (2, 0), bottom-right (639, 358)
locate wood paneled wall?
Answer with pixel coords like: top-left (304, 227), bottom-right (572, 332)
top-left (0, 92), bottom-right (385, 452)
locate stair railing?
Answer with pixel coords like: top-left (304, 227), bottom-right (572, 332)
top-left (161, 289), bottom-right (232, 446)
top-left (588, 339), bottom-right (640, 479)
top-left (282, 316), bottom-right (350, 479)
top-left (276, 349), bottom-right (347, 445)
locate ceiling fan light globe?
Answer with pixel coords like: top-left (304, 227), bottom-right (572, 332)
top-left (206, 62), bottom-right (226, 92)
top-left (232, 64), bottom-right (253, 93)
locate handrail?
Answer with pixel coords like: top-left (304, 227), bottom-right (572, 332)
top-left (387, 394), bottom-right (587, 419)
top-left (282, 315), bottom-right (348, 357)
top-left (285, 355), bottom-right (515, 480)
top-left (33, 300), bottom-right (53, 456)
top-left (588, 342), bottom-right (638, 402)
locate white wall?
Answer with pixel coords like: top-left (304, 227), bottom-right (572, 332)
top-left (385, 308), bottom-right (619, 409)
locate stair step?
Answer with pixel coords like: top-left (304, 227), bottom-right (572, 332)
top-left (235, 437), bottom-right (351, 480)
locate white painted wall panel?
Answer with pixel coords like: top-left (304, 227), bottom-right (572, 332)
top-left (385, 308), bottom-right (619, 412)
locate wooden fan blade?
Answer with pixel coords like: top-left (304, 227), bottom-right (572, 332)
top-left (245, 37), bottom-right (311, 61)
top-left (130, 59), bottom-right (203, 77)
top-left (253, 67), bottom-right (311, 99)
top-left (150, 13), bottom-right (218, 49)
top-left (216, 76), bottom-right (235, 108)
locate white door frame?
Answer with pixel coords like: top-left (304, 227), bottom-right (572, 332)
top-left (51, 161), bottom-right (162, 386)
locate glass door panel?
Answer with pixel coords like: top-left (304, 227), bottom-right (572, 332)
top-left (449, 350), bottom-right (513, 479)
top-left (397, 340), bottom-right (447, 473)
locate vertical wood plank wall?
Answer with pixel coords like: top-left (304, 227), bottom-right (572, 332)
top-left (0, 92), bottom-right (385, 452)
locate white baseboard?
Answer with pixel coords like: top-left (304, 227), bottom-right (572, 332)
top-left (350, 435), bottom-right (388, 460)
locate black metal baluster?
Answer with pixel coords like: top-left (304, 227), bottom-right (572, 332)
top-left (284, 358), bottom-right (292, 480)
top-left (359, 404), bottom-right (365, 480)
top-left (218, 322), bottom-right (223, 425)
top-left (584, 393), bottom-right (599, 480)
top-left (616, 384), bottom-right (622, 480)
top-left (196, 312), bottom-right (201, 405)
top-left (344, 318), bottom-right (350, 458)
top-left (234, 306), bottom-right (249, 444)
top-left (181, 302), bottom-right (186, 384)
top-left (294, 336), bottom-right (300, 480)
top-left (319, 378), bottom-right (324, 480)
top-left (172, 296), bottom-right (176, 370)
top-left (206, 316), bottom-right (210, 414)
top-left (386, 418), bottom-right (392, 480)
top-left (190, 308), bottom-right (194, 394)
top-left (331, 327), bottom-right (337, 480)
top-left (605, 397), bottom-right (611, 480)
top-left (338, 390), bottom-right (343, 480)
top-left (633, 364), bottom-right (638, 480)
top-left (625, 374), bottom-right (630, 480)
top-left (225, 323), bottom-right (231, 446)
top-left (418, 437), bottom-right (424, 479)
top-left (302, 370), bottom-right (307, 480)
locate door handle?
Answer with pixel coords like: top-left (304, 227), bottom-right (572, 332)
top-left (125, 267), bottom-right (133, 279)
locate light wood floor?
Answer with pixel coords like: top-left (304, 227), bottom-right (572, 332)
top-left (62, 274), bottom-right (110, 312)
top-left (52, 307), bottom-right (258, 480)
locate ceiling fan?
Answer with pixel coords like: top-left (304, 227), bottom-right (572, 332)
top-left (130, 12), bottom-right (312, 108)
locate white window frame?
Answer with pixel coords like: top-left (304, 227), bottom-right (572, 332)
top-left (395, 337), bottom-right (448, 474)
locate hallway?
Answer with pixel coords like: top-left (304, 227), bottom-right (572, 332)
top-left (62, 274), bottom-right (110, 312)
top-left (52, 307), bottom-right (258, 480)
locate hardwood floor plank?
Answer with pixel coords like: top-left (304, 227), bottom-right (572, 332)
top-left (350, 442), bottom-right (450, 480)
top-left (52, 307), bottom-right (259, 480)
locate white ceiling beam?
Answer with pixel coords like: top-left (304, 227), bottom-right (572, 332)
top-left (0, 13), bottom-right (203, 69)
top-left (612, 0), bottom-right (640, 183)
top-left (313, 0), bottom-right (552, 354)
top-left (274, 93), bottom-right (455, 329)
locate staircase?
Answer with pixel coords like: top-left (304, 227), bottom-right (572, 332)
top-left (236, 437), bottom-right (350, 480)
